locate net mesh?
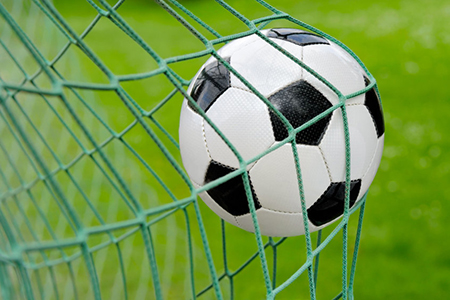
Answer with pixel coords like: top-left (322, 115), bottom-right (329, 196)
top-left (0, 0), bottom-right (379, 299)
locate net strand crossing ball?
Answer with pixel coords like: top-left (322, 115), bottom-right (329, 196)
top-left (179, 28), bottom-right (384, 237)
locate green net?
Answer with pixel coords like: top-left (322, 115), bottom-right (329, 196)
top-left (0, 0), bottom-right (380, 299)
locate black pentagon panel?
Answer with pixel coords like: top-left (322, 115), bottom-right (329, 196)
top-left (204, 160), bottom-right (261, 216)
top-left (188, 57), bottom-right (231, 113)
top-left (364, 77), bottom-right (385, 138)
top-left (267, 28), bottom-right (329, 47)
top-left (268, 80), bottom-right (333, 145)
top-left (307, 179), bottom-right (362, 226)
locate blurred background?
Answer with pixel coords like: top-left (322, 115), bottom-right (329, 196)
top-left (0, 0), bottom-right (449, 299)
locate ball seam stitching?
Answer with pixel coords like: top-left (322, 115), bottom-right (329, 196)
top-left (300, 44), bottom-right (304, 79)
top-left (229, 85), bottom-right (253, 94)
top-left (190, 178), bottom-right (203, 188)
top-left (318, 144), bottom-right (333, 182)
top-left (361, 135), bottom-right (383, 180)
top-left (345, 103), bottom-right (364, 107)
top-left (260, 207), bottom-right (304, 215)
top-left (201, 118), bottom-right (212, 160)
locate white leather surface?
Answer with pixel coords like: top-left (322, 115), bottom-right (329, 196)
top-left (319, 105), bottom-right (378, 182)
top-left (217, 33), bottom-right (262, 58)
top-left (204, 87), bottom-right (275, 169)
top-left (179, 100), bottom-right (211, 185)
top-left (229, 38), bottom-right (303, 97)
top-left (360, 134), bottom-right (384, 198)
top-left (303, 44), bottom-right (366, 105)
top-left (235, 207), bottom-right (322, 237)
top-left (249, 143), bottom-right (331, 213)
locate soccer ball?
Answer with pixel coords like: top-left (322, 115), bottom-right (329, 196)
top-left (179, 28), bottom-right (384, 237)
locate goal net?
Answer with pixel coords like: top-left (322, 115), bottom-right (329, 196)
top-left (0, 0), bottom-right (376, 299)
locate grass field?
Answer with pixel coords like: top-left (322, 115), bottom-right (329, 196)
top-left (1, 0), bottom-right (449, 299)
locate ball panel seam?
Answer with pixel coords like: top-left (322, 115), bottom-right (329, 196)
top-left (344, 103), bottom-right (364, 107)
top-left (361, 133), bottom-right (385, 180)
top-left (260, 207), bottom-right (304, 215)
top-left (201, 118), bottom-right (212, 160)
top-left (234, 216), bottom-right (242, 227)
top-left (317, 144), bottom-right (333, 182)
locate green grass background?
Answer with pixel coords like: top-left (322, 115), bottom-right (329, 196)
top-left (0, 0), bottom-right (449, 299)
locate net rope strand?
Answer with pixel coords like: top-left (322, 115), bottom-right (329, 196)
top-left (0, 0), bottom-right (379, 299)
